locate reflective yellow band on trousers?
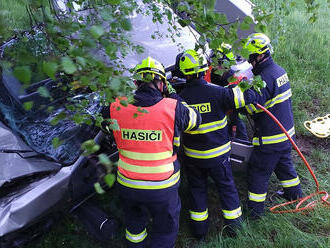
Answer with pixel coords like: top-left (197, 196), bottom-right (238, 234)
top-left (173, 136), bottom-right (180, 147)
top-left (245, 89), bottom-right (292, 115)
top-left (253, 127), bottom-right (295, 146)
top-left (117, 171), bottom-right (180, 190)
top-left (190, 209), bottom-right (208, 221)
top-left (185, 117), bottom-right (227, 135)
top-left (185, 106), bottom-right (198, 131)
top-left (232, 86), bottom-right (245, 109)
top-left (119, 149), bottom-right (172, 161)
top-left (183, 141), bottom-right (231, 159)
top-left (126, 228), bottom-right (147, 243)
top-left (248, 192), bottom-right (267, 202)
top-left (280, 176), bottom-right (300, 188)
top-left (222, 207), bottom-right (242, 220)
top-left (118, 159), bottom-right (174, 174)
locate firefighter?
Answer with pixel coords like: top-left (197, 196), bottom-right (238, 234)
top-left (243, 33), bottom-right (303, 218)
top-left (209, 43), bottom-right (249, 140)
top-left (108, 57), bottom-right (201, 247)
top-left (178, 49), bottom-right (257, 238)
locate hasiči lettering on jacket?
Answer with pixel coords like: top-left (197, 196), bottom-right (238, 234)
top-left (121, 128), bottom-right (162, 141)
top-left (276, 73), bottom-right (289, 87)
top-left (189, 102), bottom-right (211, 114)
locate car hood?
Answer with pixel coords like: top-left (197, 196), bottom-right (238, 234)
top-left (0, 121), bottom-right (61, 188)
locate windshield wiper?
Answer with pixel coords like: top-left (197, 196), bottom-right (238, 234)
top-left (0, 149), bottom-right (40, 159)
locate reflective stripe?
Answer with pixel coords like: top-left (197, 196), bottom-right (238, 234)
top-left (232, 86), bottom-right (245, 109)
top-left (181, 101), bottom-right (189, 107)
top-left (190, 209), bottom-right (208, 221)
top-left (245, 89), bottom-right (292, 115)
top-left (256, 88), bottom-right (292, 113)
top-left (183, 141), bottom-right (231, 159)
top-left (253, 126), bottom-right (295, 146)
top-left (245, 103), bottom-right (257, 114)
top-left (183, 53), bottom-right (197, 64)
top-left (119, 149), bottom-right (172, 161)
top-left (280, 177), bottom-right (300, 188)
top-left (186, 117), bottom-right (227, 134)
top-left (185, 106), bottom-right (198, 131)
top-left (248, 192), bottom-right (267, 202)
top-left (117, 170), bottom-right (180, 189)
top-left (126, 228), bottom-right (147, 243)
top-left (118, 159), bottom-right (174, 174)
top-left (222, 207), bottom-right (242, 220)
top-left (173, 136), bottom-right (180, 147)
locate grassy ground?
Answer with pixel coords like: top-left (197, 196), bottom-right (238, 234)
top-left (4, 0), bottom-right (330, 247)
top-left (0, 0), bottom-right (32, 41)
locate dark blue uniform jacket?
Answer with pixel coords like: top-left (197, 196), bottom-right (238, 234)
top-left (246, 57), bottom-right (295, 152)
top-left (179, 78), bottom-right (256, 167)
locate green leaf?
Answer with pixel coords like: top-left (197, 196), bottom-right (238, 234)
top-left (61, 56), bottom-right (77, 74)
top-left (137, 107), bottom-right (149, 114)
top-left (120, 18), bottom-right (132, 31)
top-left (110, 77), bottom-right (121, 91)
top-left (37, 86), bottom-right (50, 98)
top-left (50, 111), bottom-right (67, 125)
top-left (104, 174), bottom-right (116, 188)
top-left (106, 0), bottom-right (120, 4)
top-left (23, 101), bottom-right (34, 111)
top-left (109, 119), bottom-right (120, 131)
top-left (90, 25), bottom-right (104, 39)
top-left (94, 182), bottom-right (106, 194)
top-left (105, 43), bottom-right (117, 57)
top-left (98, 153), bottom-right (111, 166)
top-left (238, 80), bottom-right (251, 92)
top-left (52, 137), bottom-right (63, 149)
top-left (240, 22), bottom-right (251, 31)
top-left (42, 61), bottom-right (58, 80)
top-left (81, 139), bottom-right (100, 156)
top-left (255, 23), bottom-right (267, 33)
top-left (76, 56), bottom-right (86, 67)
top-left (13, 66), bottom-right (31, 84)
top-left (178, 19), bottom-right (187, 27)
top-left (119, 99), bottom-right (128, 107)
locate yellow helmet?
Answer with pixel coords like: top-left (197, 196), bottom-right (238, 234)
top-left (217, 43), bottom-right (235, 61)
top-left (179, 49), bottom-right (209, 75)
top-left (243, 33), bottom-right (273, 55)
top-left (134, 56), bottom-right (166, 80)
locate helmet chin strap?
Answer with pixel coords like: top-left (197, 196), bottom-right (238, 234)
top-left (249, 50), bottom-right (271, 67)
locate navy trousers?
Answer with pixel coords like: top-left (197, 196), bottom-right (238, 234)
top-left (247, 148), bottom-right (303, 217)
top-left (184, 156), bottom-right (242, 237)
top-left (119, 186), bottom-right (181, 248)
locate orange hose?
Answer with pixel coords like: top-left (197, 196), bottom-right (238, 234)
top-left (254, 103), bottom-right (330, 213)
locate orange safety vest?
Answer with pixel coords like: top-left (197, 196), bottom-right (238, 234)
top-left (110, 97), bottom-right (177, 181)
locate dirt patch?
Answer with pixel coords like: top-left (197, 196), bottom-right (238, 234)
top-left (295, 134), bottom-right (330, 156)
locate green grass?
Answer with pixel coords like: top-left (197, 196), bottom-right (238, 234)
top-left (6, 0), bottom-right (330, 247)
top-left (0, 0), bottom-right (32, 41)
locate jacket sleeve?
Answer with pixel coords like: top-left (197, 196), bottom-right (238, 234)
top-left (175, 101), bottom-right (201, 133)
top-left (221, 86), bottom-right (257, 110)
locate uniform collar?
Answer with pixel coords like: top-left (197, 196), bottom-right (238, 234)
top-left (134, 84), bottom-right (163, 107)
top-left (252, 56), bottom-right (274, 75)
